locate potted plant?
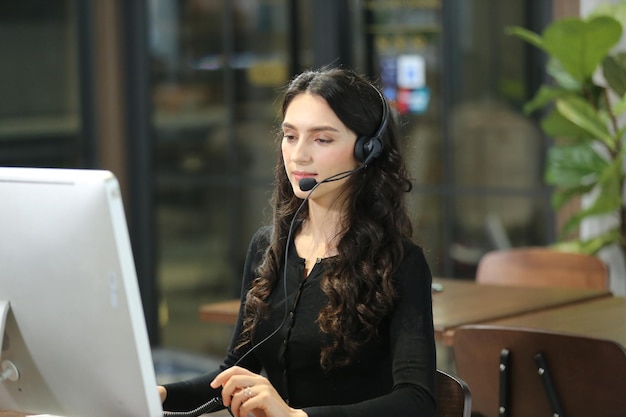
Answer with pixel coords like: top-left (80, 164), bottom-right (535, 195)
top-left (506, 4), bottom-right (626, 290)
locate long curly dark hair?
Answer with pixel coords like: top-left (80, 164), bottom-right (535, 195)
top-left (241, 67), bottom-right (414, 370)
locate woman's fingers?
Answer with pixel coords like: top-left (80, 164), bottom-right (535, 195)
top-left (229, 384), bottom-right (256, 417)
top-left (210, 367), bottom-right (280, 417)
top-left (211, 366), bottom-right (264, 408)
top-left (210, 365), bottom-right (252, 388)
top-left (233, 386), bottom-right (274, 417)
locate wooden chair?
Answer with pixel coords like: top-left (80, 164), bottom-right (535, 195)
top-left (452, 325), bottom-right (626, 417)
top-left (475, 247), bottom-right (609, 290)
top-left (436, 369), bottom-right (472, 417)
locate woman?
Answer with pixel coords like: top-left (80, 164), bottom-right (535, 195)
top-left (159, 67), bottom-right (436, 417)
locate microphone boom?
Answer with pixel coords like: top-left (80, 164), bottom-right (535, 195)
top-left (297, 166), bottom-right (364, 193)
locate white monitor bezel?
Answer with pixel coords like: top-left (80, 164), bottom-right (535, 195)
top-left (0, 167), bottom-right (162, 417)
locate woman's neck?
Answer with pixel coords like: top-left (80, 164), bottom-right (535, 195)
top-left (296, 200), bottom-right (344, 264)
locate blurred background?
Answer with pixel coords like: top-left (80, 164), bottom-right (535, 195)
top-left (0, 0), bottom-right (582, 368)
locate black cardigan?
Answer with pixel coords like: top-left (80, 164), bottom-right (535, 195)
top-left (163, 226), bottom-right (437, 417)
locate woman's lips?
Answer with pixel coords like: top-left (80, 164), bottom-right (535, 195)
top-left (293, 171), bottom-right (316, 183)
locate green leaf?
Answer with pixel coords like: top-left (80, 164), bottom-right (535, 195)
top-left (552, 229), bottom-right (622, 254)
top-left (545, 142), bottom-right (607, 187)
top-left (603, 53), bottom-right (626, 97)
top-left (598, 152), bottom-right (626, 184)
top-left (556, 98), bottom-right (615, 149)
top-left (594, 178), bottom-right (621, 213)
top-left (524, 86), bottom-right (573, 114)
top-left (581, 229), bottom-right (624, 253)
top-left (510, 10), bottom-right (626, 252)
top-left (584, 236), bottom-right (620, 254)
top-left (505, 26), bottom-right (545, 50)
top-left (611, 91), bottom-right (626, 116)
top-left (617, 125), bottom-right (626, 142)
top-left (540, 109), bottom-right (593, 141)
top-left (551, 183), bottom-right (596, 209)
top-left (590, 2), bottom-right (626, 31)
top-left (560, 197), bottom-right (621, 236)
top-left (542, 16), bottom-right (622, 83)
top-left (550, 240), bottom-right (588, 253)
top-left (559, 159), bottom-right (623, 235)
top-left (546, 57), bottom-right (581, 91)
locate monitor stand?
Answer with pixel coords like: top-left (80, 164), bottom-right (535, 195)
top-left (0, 301), bottom-right (19, 383)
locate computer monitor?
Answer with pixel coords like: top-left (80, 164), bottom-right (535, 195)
top-left (0, 167), bottom-right (163, 417)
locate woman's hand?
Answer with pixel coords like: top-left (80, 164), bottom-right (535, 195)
top-left (210, 366), bottom-right (307, 417)
top-left (157, 385), bottom-right (167, 403)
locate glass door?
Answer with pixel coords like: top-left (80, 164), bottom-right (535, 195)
top-left (149, 0), bottom-right (291, 355)
top-left (362, 0), bottom-right (553, 278)
top-left (362, 0), bottom-right (447, 274)
top-left (444, 0), bottom-right (553, 278)
top-left (0, 1), bottom-right (82, 168)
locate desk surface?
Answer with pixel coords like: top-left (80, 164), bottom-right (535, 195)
top-left (199, 299), bottom-right (241, 325)
top-left (0, 411), bottom-right (25, 417)
top-left (430, 278), bottom-right (610, 344)
top-left (198, 278), bottom-right (611, 345)
top-left (483, 296), bottom-right (626, 346)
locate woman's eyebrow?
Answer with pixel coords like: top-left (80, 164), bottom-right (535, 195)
top-left (281, 122), bottom-right (340, 133)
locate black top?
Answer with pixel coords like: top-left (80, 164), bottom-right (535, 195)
top-left (163, 226), bottom-right (437, 417)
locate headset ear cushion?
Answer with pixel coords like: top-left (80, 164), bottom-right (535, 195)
top-left (354, 135), bottom-right (370, 163)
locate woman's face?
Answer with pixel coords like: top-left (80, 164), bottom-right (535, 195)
top-left (281, 92), bottom-right (359, 203)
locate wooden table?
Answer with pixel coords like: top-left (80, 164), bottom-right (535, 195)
top-left (198, 278), bottom-right (611, 345)
top-left (199, 299), bottom-right (241, 324)
top-left (430, 279), bottom-right (610, 345)
top-left (482, 296), bottom-right (626, 346)
top-left (0, 411), bottom-right (26, 417)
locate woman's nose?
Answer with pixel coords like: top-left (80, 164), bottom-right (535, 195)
top-left (291, 140), bottom-right (311, 163)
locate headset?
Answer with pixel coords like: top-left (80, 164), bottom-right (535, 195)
top-left (353, 87), bottom-right (390, 167)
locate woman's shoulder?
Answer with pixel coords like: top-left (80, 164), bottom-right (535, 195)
top-left (394, 238), bottom-right (433, 298)
top-left (401, 237), bottom-right (427, 260)
top-left (248, 225), bottom-right (273, 252)
top-left (252, 224), bottom-right (272, 240)
top-left (241, 226), bottom-right (273, 286)
top-left (397, 238), bottom-right (432, 278)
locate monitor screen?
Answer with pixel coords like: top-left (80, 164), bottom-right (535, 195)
top-left (0, 167), bottom-right (163, 417)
